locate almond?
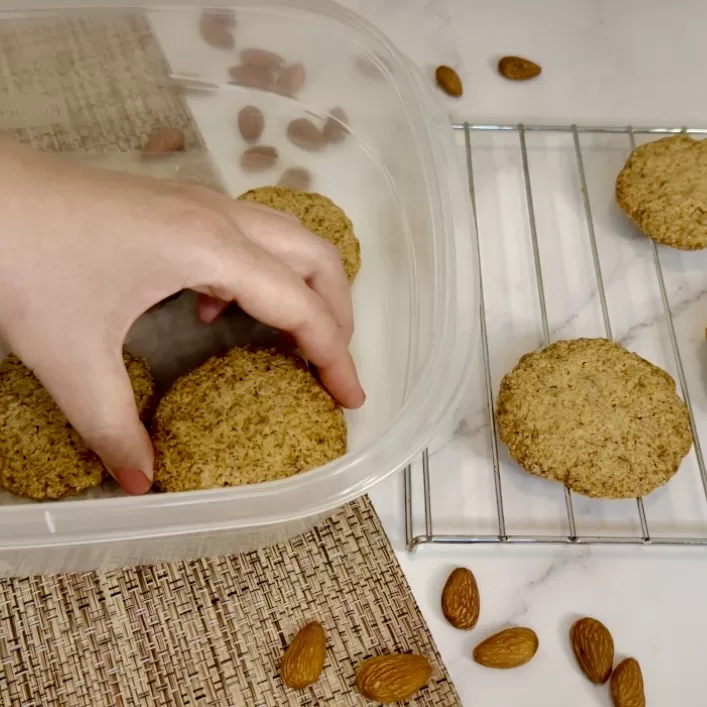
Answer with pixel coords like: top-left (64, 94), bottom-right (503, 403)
top-left (202, 8), bottom-right (235, 29)
top-left (240, 145), bottom-right (278, 172)
top-left (286, 118), bottom-right (325, 152)
top-left (356, 654), bottom-right (432, 704)
top-left (280, 621), bottom-right (326, 690)
top-left (323, 107), bottom-right (349, 144)
top-left (570, 617), bottom-right (614, 684)
top-left (435, 65), bottom-right (463, 97)
top-left (278, 167), bottom-right (312, 191)
top-left (142, 127), bottom-right (185, 156)
top-left (229, 64), bottom-right (276, 91)
top-left (240, 48), bottom-right (286, 71)
top-left (611, 658), bottom-right (645, 707)
top-left (355, 54), bottom-right (384, 80)
top-left (473, 627), bottom-right (538, 669)
top-left (441, 567), bottom-right (480, 630)
top-left (237, 105), bottom-right (264, 144)
top-left (199, 11), bottom-right (234, 50)
top-left (276, 63), bottom-right (306, 96)
top-left (498, 56), bottom-right (542, 81)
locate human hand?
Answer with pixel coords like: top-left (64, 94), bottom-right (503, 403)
top-left (0, 139), bottom-right (364, 495)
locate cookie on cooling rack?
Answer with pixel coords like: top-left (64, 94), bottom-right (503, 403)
top-left (0, 353), bottom-right (157, 501)
top-left (151, 347), bottom-right (347, 492)
top-left (496, 338), bottom-right (693, 499)
top-left (237, 185), bottom-right (361, 283)
top-left (616, 134), bottom-right (707, 250)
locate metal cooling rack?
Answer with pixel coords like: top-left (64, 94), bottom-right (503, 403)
top-left (404, 122), bottom-right (707, 551)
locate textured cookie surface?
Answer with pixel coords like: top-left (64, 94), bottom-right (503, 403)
top-left (238, 186), bottom-right (361, 283)
top-left (0, 353), bottom-right (157, 500)
top-left (496, 338), bottom-right (693, 499)
top-left (616, 134), bottom-right (707, 250)
top-left (152, 347), bottom-right (347, 492)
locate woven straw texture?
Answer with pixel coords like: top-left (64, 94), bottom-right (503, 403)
top-left (0, 11), bottom-right (460, 707)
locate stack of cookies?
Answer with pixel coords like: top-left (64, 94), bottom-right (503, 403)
top-left (0, 186), bottom-right (361, 500)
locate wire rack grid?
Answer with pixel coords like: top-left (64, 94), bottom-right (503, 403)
top-left (404, 122), bottom-right (707, 551)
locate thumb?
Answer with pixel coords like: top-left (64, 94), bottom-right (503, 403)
top-left (29, 345), bottom-right (154, 495)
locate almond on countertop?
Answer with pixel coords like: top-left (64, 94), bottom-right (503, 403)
top-left (280, 621), bottom-right (327, 690)
top-left (276, 63), bottom-right (306, 96)
top-left (278, 167), bottom-right (312, 191)
top-left (355, 54), bottom-right (384, 80)
top-left (441, 567), bottom-right (480, 630)
top-left (201, 8), bottom-right (235, 28)
top-left (570, 617), bottom-right (615, 684)
top-left (611, 657), bottom-right (645, 707)
top-left (472, 627), bottom-right (538, 669)
top-left (229, 64), bottom-right (276, 91)
top-left (199, 10), bottom-right (235, 49)
top-left (286, 118), bottom-right (325, 151)
top-left (142, 127), bottom-right (185, 156)
top-left (240, 145), bottom-right (278, 172)
top-left (237, 105), bottom-right (264, 144)
top-left (435, 65), bottom-right (463, 97)
top-left (356, 653), bottom-right (432, 704)
top-left (240, 48), bottom-right (286, 71)
top-left (323, 107), bottom-right (349, 144)
top-left (498, 55), bottom-right (542, 80)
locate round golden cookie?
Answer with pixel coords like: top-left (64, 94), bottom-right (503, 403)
top-left (237, 186), bottom-right (361, 283)
top-left (496, 338), bottom-right (693, 499)
top-left (152, 347), bottom-right (347, 492)
top-left (616, 134), bottom-right (707, 250)
top-left (0, 353), bottom-right (157, 501)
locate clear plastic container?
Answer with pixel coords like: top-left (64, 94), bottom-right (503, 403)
top-left (0, 1), bottom-right (478, 575)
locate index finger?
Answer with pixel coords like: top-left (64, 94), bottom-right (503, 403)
top-left (194, 236), bottom-right (365, 409)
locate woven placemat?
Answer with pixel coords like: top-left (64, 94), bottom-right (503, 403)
top-left (0, 497), bottom-right (460, 706)
top-left (0, 11), bottom-right (460, 707)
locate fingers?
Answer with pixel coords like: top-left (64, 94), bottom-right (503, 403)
top-left (27, 343), bottom-right (154, 494)
top-left (195, 237), bottom-right (365, 409)
top-left (231, 203), bottom-right (354, 342)
top-left (191, 191), bottom-right (354, 343)
top-left (197, 293), bottom-right (228, 323)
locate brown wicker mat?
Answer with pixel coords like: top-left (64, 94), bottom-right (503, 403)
top-left (0, 10), bottom-right (460, 707)
top-left (0, 497), bottom-right (460, 706)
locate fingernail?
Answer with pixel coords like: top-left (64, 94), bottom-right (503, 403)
top-left (113, 468), bottom-right (152, 495)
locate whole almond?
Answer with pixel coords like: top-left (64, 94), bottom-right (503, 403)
top-left (355, 54), bottom-right (383, 80)
top-left (473, 627), bottom-right (538, 669)
top-left (323, 107), bottom-right (349, 144)
top-left (240, 48), bottom-right (286, 71)
top-left (238, 105), bottom-right (264, 144)
top-left (278, 167), bottom-right (312, 191)
top-left (142, 127), bottom-right (185, 156)
top-left (229, 64), bottom-right (275, 91)
top-left (356, 654), bottom-right (432, 704)
top-left (202, 8), bottom-right (235, 29)
top-left (287, 118), bottom-right (325, 152)
top-left (276, 63), bottom-right (306, 96)
top-left (435, 65), bottom-right (463, 97)
top-left (498, 56), bottom-right (542, 81)
top-left (570, 617), bottom-right (614, 684)
top-left (441, 567), bottom-right (480, 630)
top-left (240, 146), bottom-right (278, 172)
top-left (611, 658), bottom-right (645, 707)
top-left (199, 11), bottom-right (234, 50)
top-left (280, 621), bottom-right (326, 690)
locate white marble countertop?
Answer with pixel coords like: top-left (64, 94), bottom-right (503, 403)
top-left (345, 1), bottom-right (707, 705)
